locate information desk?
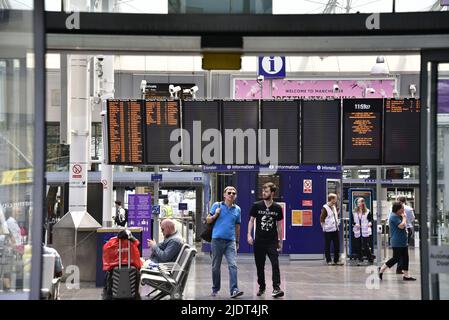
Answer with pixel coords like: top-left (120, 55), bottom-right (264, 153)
top-left (95, 227), bottom-right (142, 287)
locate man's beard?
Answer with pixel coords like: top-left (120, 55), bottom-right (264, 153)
top-left (263, 195), bottom-right (272, 201)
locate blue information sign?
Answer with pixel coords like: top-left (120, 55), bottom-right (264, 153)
top-left (258, 56), bottom-right (286, 79)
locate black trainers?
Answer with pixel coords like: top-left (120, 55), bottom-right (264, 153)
top-left (378, 267), bottom-right (383, 280)
top-left (403, 276), bottom-right (416, 281)
top-left (272, 288), bottom-right (284, 298)
top-left (230, 290), bottom-right (244, 298)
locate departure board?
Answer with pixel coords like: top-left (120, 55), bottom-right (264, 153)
top-left (261, 100), bottom-right (299, 164)
top-left (301, 100), bottom-right (340, 164)
top-left (107, 99), bottom-right (144, 164)
top-left (182, 100), bottom-right (221, 164)
top-left (144, 100), bottom-right (180, 164)
top-left (343, 99), bottom-right (383, 165)
top-left (383, 99), bottom-right (420, 165)
top-left (222, 100), bottom-right (258, 164)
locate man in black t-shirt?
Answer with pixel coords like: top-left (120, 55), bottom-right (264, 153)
top-left (247, 182), bottom-right (284, 298)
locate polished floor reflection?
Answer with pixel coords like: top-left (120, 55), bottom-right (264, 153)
top-left (59, 247), bottom-right (421, 300)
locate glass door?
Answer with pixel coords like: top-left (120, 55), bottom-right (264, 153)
top-left (420, 51), bottom-right (449, 300)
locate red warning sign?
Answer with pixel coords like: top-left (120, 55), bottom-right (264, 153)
top-left (302, 200), bottom-right (313, 207)
top-left (303, 179), bottom-right (312, 194)
top-left (72, 164), bottom-right (82, 178)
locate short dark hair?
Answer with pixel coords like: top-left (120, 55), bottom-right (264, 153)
top-left (396, 196), bottom-right (406, 204)
top-left (262, 182), bottom-right (277, 193)
top-left (163, 198), bottom-right (169, 205)
top-left (115, 200), bottom-right (122, 206)
top-left (392, 201), bottom-right (403, 213)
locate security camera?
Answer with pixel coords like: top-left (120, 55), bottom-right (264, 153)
top-left (333, 84), bottom-right (340, 93)
top-left (189, 85), bottom-right (199, 94)
top-left (189, 85), bottom-right (199, 99)
top-left (140, 80), bottom-right (147, 93)
top-left (409, 84), bottom-right (417, 98)
top-left (169, 85), bottom-right (181, 99)
top-left (366, 88), bottom-right (376, 94)
top-left (257, 75), bottom-right (264, 85)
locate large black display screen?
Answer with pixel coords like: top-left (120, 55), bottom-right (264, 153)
top-left (107, 99), bottom-right (144, 164)
top-left (343, 99), bottom-right (383, 165)
top-left (144, 100), bottom-right (180, 164)
top-left (182, 100), bottom-right (221, 164)
top-left (222, 100), bottom-right (258, 164)
top-left (261, 100), bottom-right (299, 165)
top-left (301, 100), bottom-right (340, 164)
top-left (383, 99), bottom-right (420, 165)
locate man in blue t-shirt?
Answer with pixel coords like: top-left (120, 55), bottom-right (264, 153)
top-left (207, 186), bottom-right (243, 298)
top-left (378, 201), bottom-right (416, 281)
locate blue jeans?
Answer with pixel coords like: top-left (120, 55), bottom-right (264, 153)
top-left (211, 238), bottom-right (238, 294)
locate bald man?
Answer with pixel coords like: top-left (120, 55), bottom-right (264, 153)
top-left (147, 219), bottom-right (183, 263)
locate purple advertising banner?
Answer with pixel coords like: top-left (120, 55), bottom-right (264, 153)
top-left (128, 194), bottom-right (152, 258)
top-left (234, 79), bottom-right (396, 99)
top-left (439, 79), bottom-right (449, 114)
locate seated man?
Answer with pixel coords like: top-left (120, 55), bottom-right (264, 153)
top-left (43, 245), bottom-right (64, 278)
top-left (147, 219), bottom-right (183, 263)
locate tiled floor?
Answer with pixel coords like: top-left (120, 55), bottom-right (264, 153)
top-left (59, 247), bottom-right (421, 300)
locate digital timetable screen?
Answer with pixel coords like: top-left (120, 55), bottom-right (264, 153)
top-left (144, 100), bottom-right (180, 164)
top-left (343, 99), bottom-right (383, 165)
top-left (261, 100), bottom-right (299, 165)
top-left (383, 99), bottom-right (420, 165)
top-left (301, 100), bottom-right (340, 164)
top-left (107, 99), bottom-right (144, 164)
top-left (222, 100), bottom-right (259, 164)
top-left (182, 100), bottom-right (221, 164)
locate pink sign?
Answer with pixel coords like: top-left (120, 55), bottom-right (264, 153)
top-left (234, 79), bottom-right (396, 99)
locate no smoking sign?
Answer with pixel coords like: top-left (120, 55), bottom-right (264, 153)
top-left (72, 164), bottom-right (82, 178)
top-left (303, 179), bottom-right (312, 194)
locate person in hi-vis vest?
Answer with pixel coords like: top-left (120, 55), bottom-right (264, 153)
top-left (160, 198), bottom-right (173, 218)
top-left (352, 197), bottom-right (374, 264)
top-left (320, 193), bottom-right (344, 265)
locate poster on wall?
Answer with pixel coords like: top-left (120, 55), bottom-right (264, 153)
top-left (233, 79), bottom-right (396, 99)
top-left (128, 194), bottom-right (152, 258)
top-left (292, 210), bottom-right (302, 226)
top-left (292, 210), bottom-right (313, 226)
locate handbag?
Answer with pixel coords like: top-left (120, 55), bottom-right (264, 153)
top-left (200, 202), bottom-right (221, 242)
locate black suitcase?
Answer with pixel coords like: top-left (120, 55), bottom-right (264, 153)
top-left (111, 239), bottom-right (140, 300)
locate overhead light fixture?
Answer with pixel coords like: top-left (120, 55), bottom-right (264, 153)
top-left (370, 56), bottom-right (390, 75)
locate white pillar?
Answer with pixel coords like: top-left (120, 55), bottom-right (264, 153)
top-left (68, 55), bottom-right (90, 213)
top-left (98, 56), bottom-right (115, 227)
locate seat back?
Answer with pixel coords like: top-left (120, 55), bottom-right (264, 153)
top-left (170, 243), bottom-right (189, 272)
top-left (178, 248), bottom-right (197, 293)
top-left (171, 248), bottom-right (195, 284)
